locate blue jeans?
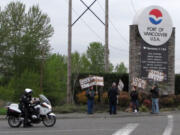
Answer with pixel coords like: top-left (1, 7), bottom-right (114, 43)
top-left (152, 98), bottom-right (159, 113)
top-left (109, 102), bottom-right (116, 114)
top-left (87, 99), bottom-right (94, 114)
top-left (132, 100), bottom-right (139, 112)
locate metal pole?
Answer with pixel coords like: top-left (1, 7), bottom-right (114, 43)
top-left (105, 0), bottom-right (109, 72)
top-left (67, 0), bottom-right (72, 104)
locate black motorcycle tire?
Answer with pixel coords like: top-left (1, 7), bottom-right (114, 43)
top-left (42, 115), bottom-right (56, 127)
top-left (8, 116), bottom-right (22, 128)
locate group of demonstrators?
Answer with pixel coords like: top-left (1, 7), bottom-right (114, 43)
top-left (85, 82), bottom-right (159, 114)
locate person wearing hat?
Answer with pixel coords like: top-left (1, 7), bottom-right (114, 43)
top-left (150, 84), bottom-right (159, 114)
top-left (19, 88), bottom-right (33, 127)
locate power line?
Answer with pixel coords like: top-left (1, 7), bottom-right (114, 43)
top-left (63, 0), bottom-right (128, 54)
top-left (97, 0), bottom-right (129, 45)
top-left (130, 0), bottom-right (137, 13)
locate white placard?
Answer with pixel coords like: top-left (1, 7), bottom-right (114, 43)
top-left (132, 77), bottom-right (147, 89)
top-left (148, 70), bottom-right (165, 82)
top-left (79, 76), bottom-right (104, 89)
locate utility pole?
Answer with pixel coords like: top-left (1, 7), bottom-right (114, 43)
top-left (67, 0), bottom-right (72, 104)
top-left (105, 0), bottom-right (109, 72)
top-left (66, 0), bottom-right (105, 104)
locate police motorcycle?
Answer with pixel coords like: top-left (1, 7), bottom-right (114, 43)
top-left (6, 94), bottom-right (56, 128)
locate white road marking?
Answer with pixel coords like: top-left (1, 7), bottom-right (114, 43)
top-left (163, 115), bottom-right (174, 135)
top-left (112, 123), bottom-right (139, 135)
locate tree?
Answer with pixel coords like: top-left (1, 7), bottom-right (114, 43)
top-left (115, 62), bottom-right (128, 74)
top-left (87, 42), bottom-right (105, 73)
top-left (43, 54), bottom-right (67, 105)
top-left (8, 70), bottom-right (41, 101)
top-left (0, 2), bottom-right (54, 78)
top-left (71, 52), bottom-right (91, 73)
top-left (80, 54), bottom-right (91, 72)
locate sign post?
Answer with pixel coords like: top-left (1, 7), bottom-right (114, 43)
top-left (129, 5), bottom-right (175, 95)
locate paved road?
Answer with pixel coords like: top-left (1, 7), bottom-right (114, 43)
top-left (0, 113), bottom-right (180, 135)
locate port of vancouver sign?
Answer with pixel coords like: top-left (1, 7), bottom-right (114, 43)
top-left (137, 6), bottom-right (173, 46)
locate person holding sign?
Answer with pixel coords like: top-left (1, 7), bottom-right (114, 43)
top-left (150, 83), bottom-right (159, 114)
top-left (86, 86), bottom-right (97, 114)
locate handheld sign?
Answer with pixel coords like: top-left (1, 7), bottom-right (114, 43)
top-left (132, 77), bottom-right (147, 89)
top-left (148, 70), bottom-right (165, 82)
top-left (79, 76), bottom-right (104, 89)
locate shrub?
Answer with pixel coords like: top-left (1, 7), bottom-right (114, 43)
top-left (138, 91), bottom-right (150, 104)
top-left (102, 92), bottom-right (108, 104)
top-left (160, 96), bottom-right (175, 107)
top-left (175, 95), bottom-right (180, 106)
top-left (0, 87), bottom-right (14, 101)
top-left (139, 105), bottom-right (149, 112)
top-left (143, 99), bottom-right (152, 109)
top-left (0, 100), bottom-right (6, 108)
top-left (76, 91), bottom-right (87, 104)
top-left (94, 95), bottom-right (99, 103)
top-left (118, 91), bottom-right (130, 107)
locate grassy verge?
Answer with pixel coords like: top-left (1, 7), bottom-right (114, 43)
top-left (53, 104), bottom-right (86, 114)
top-left (1, 104), bottom-right (180, 115)
top-left (0, 108), bottom-right (6, 115)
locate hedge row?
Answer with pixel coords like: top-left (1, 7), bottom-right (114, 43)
top-left (76, 90), bottom-right (180, 109)
top-left (72, 73), bottom-right (129, 103)
top-left (73, 73), bottom-right (180, 97)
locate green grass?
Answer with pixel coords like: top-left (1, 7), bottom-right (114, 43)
top-left (0, 108), bottom-right (6, 115)
top-left (53, 104), bottom-right (86, 114)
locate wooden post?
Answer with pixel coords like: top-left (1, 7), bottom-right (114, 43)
top-left (105, 0), bottom-right (109, 72)
top-left (67, 0), bottom-right (72, 104)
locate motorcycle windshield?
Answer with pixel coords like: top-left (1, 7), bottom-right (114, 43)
top-left (39, 94), bottom-right (51, 105)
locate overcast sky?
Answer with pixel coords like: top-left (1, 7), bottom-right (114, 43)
top-left (1, 0), bottom-right (180, 72)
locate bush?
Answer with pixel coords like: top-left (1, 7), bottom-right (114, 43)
top-left (76, 90), bottom-right (99, 104)
top-left (175, 74), bottom-right (180, 94)
top-left (160, 96), bottom-right (175, 107)
top-left (76, 91), bottom-right (87, 104)
top-left (94, 95), bottom-right (99, 103)
top-left (0, 87), bottom-right (14, 101)
top-left (102, 92), bottom-right (108, 104)
top-left (0, 100), bottom-right (6, 108)
top-left (118, 91), bottom-right (130, 107)
top-left (138, 91), bottom-right (150, 104)
top-left (175, 95), bottom-right (180, 106)
top-left (139, 105), bottom-right (149, 112)
top-left (143, 99), bottom-right (151, 109)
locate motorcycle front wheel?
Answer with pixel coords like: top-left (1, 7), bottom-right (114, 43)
top-left (42, 115), bottom-right (56, 127)
top-left (8, 116), bottom-right (22, 128)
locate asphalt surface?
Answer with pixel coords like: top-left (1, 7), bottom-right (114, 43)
top-left (0, 113), bottom-right (180, 135)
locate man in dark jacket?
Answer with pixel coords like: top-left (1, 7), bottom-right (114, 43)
top-left (150, 84), bottom-right (159, 114)
top-left (130, 86), bottom-right (139, 112)
top-left (108, 82), bottom-right (118, 115)
top-left (19, 88), bottom-right (33, 127)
